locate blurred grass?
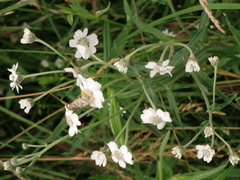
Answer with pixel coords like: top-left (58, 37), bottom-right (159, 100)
top-left (0, 0), bottom-right (240, 179)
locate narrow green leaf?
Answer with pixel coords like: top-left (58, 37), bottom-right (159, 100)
top-left (95, 2), bottom-right (111, 17)
top-left (214, 94), bottom-right (238, 111)
top-left (225, 15), bottom-right (240, 45)
top-left (157, 130), bottom-right (171, 180)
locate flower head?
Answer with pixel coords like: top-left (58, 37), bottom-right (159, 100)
top-left (65, 106), bottom-right (81, 136)
top-left (69, 28), bottom-right (98, 59)
top-left (172, 146), bottom-right (183, 159)
top-left (19, 98), bottom-right (35, 114)
top-left (145, 60), bottom-right (174, 78)
top-left (107, 141), bottom-right (133, 168)
top-left (162, 29), bottom-right (176, 37)
top-left (208, 56), bottom-right (219, 67)
top-left (76, 75), bottom-right (104, 109)
top-left (114, 58), bottom-right (129, 73)
top-left (91, 151), bottom-right (107, 167)
top-left (7, 63), bottom-right (23, 93)
top-left (229, 151), bottom-right (239, 165)
top-left (20, 28), bottom-right (36, 44)
top-left (204, 126), bottom-right (214, 138)
top-left (64, 67), bottom-right (79, 78)
top-left (140, 107), bottom-right (172, 129)
top-left (196, 144), bottom-right (215, 163)
top-left (185, 56), bottom-right (200, 73)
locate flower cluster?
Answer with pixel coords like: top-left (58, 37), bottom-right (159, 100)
top-left (196, 144), bottom-right (215, 163)
top-left (8, 63), bottom-right (23, 94)
top-left (69, 28), bottom-right (98, 59)
top-left (140, 107), bottom-right (172, 130)
top-left (91, 141), bottom-right (134, 168)
top-left (65, 106), bottom-right (81, 136)
top-left (145, 60), bottom-right (174, 78)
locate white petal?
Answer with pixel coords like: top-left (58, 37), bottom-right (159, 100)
top-left (107, 141), bottom-right (118, 152)
top-left (69, 39), bottom-right (77, 47)
top-left (119, 160), bottom-right (126, 168)
top-left (157, 122), bottom-right (166, 129)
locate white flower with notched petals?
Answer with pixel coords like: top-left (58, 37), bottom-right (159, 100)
top-left (185, 57), bottom-right (200, 73)
top-left (172, 146), bottom-right (183, 159)
top-left (69, 28), bottom-right (98, 59)
top-left (64, 67), bottom-right (79, 78)
top-left (107, 141), bottom-right (133, 168)
top-left (145, 60), bottom-right (174, 78)
top-left (204, 126), bottom-right (214, 138)
top-left (91, 151), bottom-right (107, 167)
top-left (140, 107), bottom-right (172, 130)
top-left (208, 56), bottom-right (219, 67)
top-left (19, 98), bottom-right (35, 114)
top-left (162, 29), bottom-right (176, 37)
top-left (229, 151), bottom-right (239, 165)
top-left (20, 28), bottom-right (36, 44)
top-left (76, 75), bottom-right (104, 109)
top-left (196, 144), bottom-right (215, 163)
top-left (8, 63), bottom-right (23, 93)
top-left (114, 58), bottom-right (128, 73)
top-left (65, 106), bottom-right (81, 136)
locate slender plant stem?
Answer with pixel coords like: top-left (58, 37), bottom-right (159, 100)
top-left (36, 38), bottom-right (76, 68)
top-left (34, 80), bottom-right (75, 101)
top-left (140, 79), bottom-right (156, 110)
top-left (23, 70), bottom-right (65, 79)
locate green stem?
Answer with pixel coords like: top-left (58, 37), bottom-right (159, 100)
top-left (140, 79), bottom-right (156, 110)
top-left (214, 131), bottom-right (231, 150)
top-left (183, 122), bottom-right (208, 148)
top-left (112, 94), bottom-right (144, 145)
top-left (39, 135), bottom-right (69, 156)
top-left (34, 80), bottom-right (75, 102)
top-left (212, 66), bottom-right (218, 111)
top-left (159, 44), bottom-right (171, 62)
top-left (192, 73), bottom-right (215, 146)
top-left (36, 38), bottom-right (76, 68)
top-left (23, 70), bottom-right (65, 79)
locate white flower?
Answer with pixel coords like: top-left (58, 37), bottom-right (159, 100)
top-left (3, 161), bottom-right (13, 171)
top-left (208, 56), bottom-right (219, 67)
top-left (229, 151), bottom-right (239, 165)
top-left (69, 28), bottom-right (98, 59)
top-left (162, 29), bottom-right (176, 37)
top-left (172, 146), bottom-right (183, 159)
top-left (140, 107), bottom-right (172, 130)
top-left (55, 58), bottom-right (65, 68)
top-left (19, 98), bottom-right (35, 114)
top-left (114, 58), bottom-right (128, 73)
top-left (91, 151), bottom-right (107, 167)
top-left (41, 60), bottom-right (49, 68)
top-left (64, 67), bottom-right (79, 78)
top-left (65, 106), bottom-right (81, 136)
top-left (145, 60), bottom-right (174, 78)
top-left (185, 57), bottom-right (200, 73)
top-left (7, 63), bottom-right (23, 93)
top-left (204, 126), bottom-right (214, 138)
top-left (76, 75), bottom-right (104, 109)
top-left (20, 28), bottom-right (36, 44)
top-left (196, 144), bottom-right (215, 163)
top-left (107, 141), bottom-right (133, 168)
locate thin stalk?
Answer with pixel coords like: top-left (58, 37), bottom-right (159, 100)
top-left (36, 38), bottom-right (76, 68)
top-left (23, 70), bottom-right (65, 79)
top-left (140, 79), bottom-right (156, 110)
top-left (34, 80), bottom-right (75, 102)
